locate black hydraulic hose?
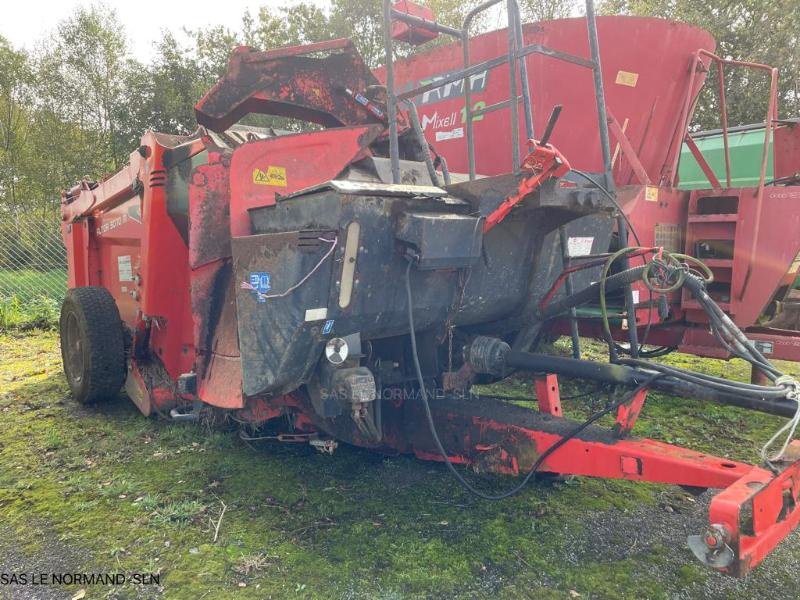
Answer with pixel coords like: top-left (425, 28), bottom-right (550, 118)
top-left (571, 169), bottom-right (641, 246)
top-left (503, 351), bottom-right (799, 418)
top-left (683, 275), bottom-right (783, 378)
top-left (618, 359), bottom-right (787, 396)
top-left (513, 264), bottom-right (645, 353)
top-left (540, 266), bottom-right (647, 319)
top-left (637, 346), bottom-right (677, 358)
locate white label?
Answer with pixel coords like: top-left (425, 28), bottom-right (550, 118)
top-left (632, 290), bottom-right (640, 304)
top-left (117, 255), bottom-right (133, 281)
top-left (567, 236), bottom-right (594, 257)
top-left (435, 127), bottom-right (464, 141)
top-left (755, 341), bottom-right (774, 355)
top-left (304, 307), bottom-right (328, 322)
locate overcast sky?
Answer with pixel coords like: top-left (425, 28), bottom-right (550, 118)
top-left (1, 0), bottom-right (330, 62)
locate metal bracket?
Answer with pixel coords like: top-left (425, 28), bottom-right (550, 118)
top-left (534, 374), bottom-right (563, 417)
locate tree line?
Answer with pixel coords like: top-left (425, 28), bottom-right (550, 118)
top-left (0, 0), bottom-right (797, 220)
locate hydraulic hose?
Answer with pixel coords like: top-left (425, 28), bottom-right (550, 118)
top-left (405, 260), bottom-right (663, 499)
top-left (539, 266), bottom-right (647, 320)
top-left (503, 351), bottom-right (799, 418)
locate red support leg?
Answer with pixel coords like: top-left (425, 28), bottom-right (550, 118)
top-left (535, 374), bottom-right (562, 417)
top-left (614, 387), bottom-right (648, 437)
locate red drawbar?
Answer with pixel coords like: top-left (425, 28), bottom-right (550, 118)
top-left (396, 375), bottom-right (800, 575)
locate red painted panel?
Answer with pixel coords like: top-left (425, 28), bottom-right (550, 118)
top-left (774, 122), bottom-right (800, 181)
top-left (381, 16), bottom-right (714, 183)
top-left (228, 126), bottom-right (381, 236)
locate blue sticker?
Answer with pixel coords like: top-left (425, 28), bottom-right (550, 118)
top-left (322, 319), bottom-right (334, 335)
top-left (249, 272), bottom-right (271, 303)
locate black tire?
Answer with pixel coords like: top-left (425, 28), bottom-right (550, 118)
top-left (59, 286), bottom-right (126, 404)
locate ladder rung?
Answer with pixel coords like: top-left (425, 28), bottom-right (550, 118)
top-left (701, 258), bottom-right (734, 268)
top-left (472, 96), bottom-right (522, 118)
top-left (687, 214), bottom-right (739, 223)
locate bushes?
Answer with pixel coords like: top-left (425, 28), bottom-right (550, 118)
top-left (0, 294), bottom-right (60, 330)
top-left (0, 268), bottom-right (65, 330)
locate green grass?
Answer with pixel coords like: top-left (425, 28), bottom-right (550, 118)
top-left (1, 331), bottom-right (800, 599)
top-left (0, 268), bottom-right (66, 301)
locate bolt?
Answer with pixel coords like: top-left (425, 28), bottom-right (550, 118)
top-left (704, 524), bottom-right (729, 550)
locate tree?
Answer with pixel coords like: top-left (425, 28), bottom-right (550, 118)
top-left (520, 0), bottom-right (578, 22)
top-left (35, 5), bottom-right (131, 169)
top-left (120, 33), bottom-right (207, 142)
top-left (0, 37), bottom-right (34, 214)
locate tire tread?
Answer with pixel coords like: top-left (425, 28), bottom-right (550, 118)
top-left (59, 286), bottom-right (125, 403)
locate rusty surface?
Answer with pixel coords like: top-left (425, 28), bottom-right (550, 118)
top-left (195, 40), bottom-right (387, 132)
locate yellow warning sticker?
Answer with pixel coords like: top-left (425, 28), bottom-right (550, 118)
top-left (615, 70), bottom-right (639, 87)
top-left (253, 165), bottom-right (287, 187)
top-left (645, 186), bottom-right (658, 202)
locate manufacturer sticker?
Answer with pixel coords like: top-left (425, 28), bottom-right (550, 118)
top-left (253, 165), bottom-right (287, 187)
top-left (645, 186), bottom-right (658, 202)
top-left (117, 255), bottom-right (133, 281)
top-left (322, 319), bottom-right (335, 335)
top-left (615, 70), bottom-right (639, 87)
top-left (567, 236), bottom-right (594, 257)
top-left (97, 214), bottom-right (128, 235)
top-left (246, 272), bottom-right (272, 303)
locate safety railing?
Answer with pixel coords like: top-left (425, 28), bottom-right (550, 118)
top-left (668, 51), bottom-right (779, 192)
top-left (668, 50), bottom-right (779, 299)
top-left (382, 0), bottom-right (616, 187)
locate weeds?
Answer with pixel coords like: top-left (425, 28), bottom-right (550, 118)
top-left (0, 294), bottom-right (59, 330)
top-left (151, 499), bottom-right (207, 525)
top-left (233, 553), bottom-right (278, 576)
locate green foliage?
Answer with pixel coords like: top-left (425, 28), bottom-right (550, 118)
top-left (520, 0), bottom-right (578, 21)
top-left (0, 294), bottom-right (59, 330)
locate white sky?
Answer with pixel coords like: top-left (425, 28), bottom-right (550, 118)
top-left (0, 0), bottom-right (330, 62)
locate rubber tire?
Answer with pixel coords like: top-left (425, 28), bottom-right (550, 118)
top-left (59, 286), bottom-right (126, 404)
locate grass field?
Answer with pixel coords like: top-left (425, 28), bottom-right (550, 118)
top-left (0, 269), bottom-right (67, 302)
top-left (2, 331), bottom-right (800, 599)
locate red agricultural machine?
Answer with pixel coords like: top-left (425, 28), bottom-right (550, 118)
top-left (387, 12), bottom-right (800, 367)
top-left (59, 0), bottom-right (800, 576)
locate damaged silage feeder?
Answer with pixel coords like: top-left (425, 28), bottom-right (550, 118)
top-left (58, 0), bottom-right (800, 576)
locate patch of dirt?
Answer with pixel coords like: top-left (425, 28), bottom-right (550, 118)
top-left (0, 525), bottom-right (74, 600)
top-left (574, 489), bottom-right (800, 598)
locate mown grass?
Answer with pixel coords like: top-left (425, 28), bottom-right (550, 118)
top-left (1, 331), bottom-right (800, 599)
